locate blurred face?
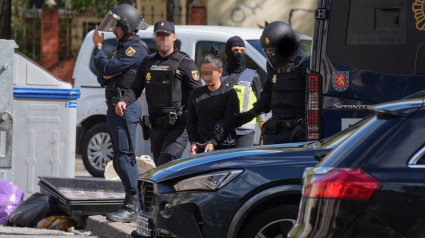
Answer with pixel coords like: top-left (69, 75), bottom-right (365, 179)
top-left (113, 26), bottom-right (125, 41)
top-left (201, 63), bottom-right (223, 87)
top-left (231, 46), bottom-right (246, 53)
top-left (155, 32), bottom-right (177, 56)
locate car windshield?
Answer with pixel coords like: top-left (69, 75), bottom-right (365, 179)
top-left (247, 40), bottom-right (265, 56)
top-left (305, 114), bottom-right (374, 149)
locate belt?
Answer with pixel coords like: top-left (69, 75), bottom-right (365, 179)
top-left (281, 118), bottom-right (303, 128)
top-left (105, 98), bottom-right (119, 108)
top-left (150, 116), bottom-right (168, 128)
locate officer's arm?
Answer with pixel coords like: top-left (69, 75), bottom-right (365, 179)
top-left (93, 45), bottom-right (144, 76)
top-left (251, 71), bottom-right (262, 99)
top-left (186, 90), bottom-right (202, 143)
top-left (252, 63), bottom-right (273, 114)
top-left (120, 59), bottom-right (147, 105)
top-left (212, 89), bottom-right (239, 145)
top-left (180, 59), bottom-right (202, 90)
top-left (97, 74), bottom-right (108, 87)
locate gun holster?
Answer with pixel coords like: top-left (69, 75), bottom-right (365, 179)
top-left (140, 116), bottom-right (151, 140)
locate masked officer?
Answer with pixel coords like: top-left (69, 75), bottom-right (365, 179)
top-left (223, 36), bottom-right (264, 147)
top-left (116, 20), bottom-right (202, 166)
top-left (236, 21), bottom-right (310, 145)
top-left (93, 4), bottom-right (149, 223)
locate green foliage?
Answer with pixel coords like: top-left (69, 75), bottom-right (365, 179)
top-left (69, 0), bottom-right (119, 17)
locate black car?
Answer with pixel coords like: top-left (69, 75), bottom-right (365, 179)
top-left (131, 120), bottom-right (366, 238)
top-left (289, 97), bottom-right (425, 238)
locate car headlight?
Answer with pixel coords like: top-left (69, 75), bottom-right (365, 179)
top-left (173, 169), bottom-right (243, 191)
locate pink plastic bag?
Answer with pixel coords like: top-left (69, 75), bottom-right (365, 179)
top-left (0, 180), bottom-right (23, 225)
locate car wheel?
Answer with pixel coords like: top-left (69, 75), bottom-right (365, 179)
top-left (238, 204), bottom-right (298, 238)
top-left (81, 122), bottom-right (113, 177)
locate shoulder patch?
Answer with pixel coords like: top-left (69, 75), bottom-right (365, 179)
top-left (126, 46), bottom-right (136, 57)
top-left (192, 70), bottom-right (200, 81)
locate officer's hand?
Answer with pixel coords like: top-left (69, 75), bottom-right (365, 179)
top-left (115, 101), bottom-right (127, 116)
top-left (204, 143), bottom-right (215, 153)
top-left (235, 109), bottom-right (258, 128)
top-left (92, 25), bottom-right (104, 47)
top-left (189, 143), bottom-right (199, 155)
top-left (289, 126), bottom-right (305, 142)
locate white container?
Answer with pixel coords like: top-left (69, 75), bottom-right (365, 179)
top-left (0, 39), bottom-right (80, 198)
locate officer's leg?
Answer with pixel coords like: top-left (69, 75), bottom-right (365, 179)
top-left (263, 128), bottom-right (290, 145)
top-left (106, 101), bottom-right (142, 223)
top-left (149, 128), bottom-right (166, 165)
top-left (107, 108), bottom-right (123, 179)
top-left (156, 122), bottom-right (188, 166)
top-left (236, 131), bottom-right (255, 147)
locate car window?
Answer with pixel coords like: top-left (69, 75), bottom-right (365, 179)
top-left (408, 146), bottom-right (425, 167)
top-left (195, 41), bottom-right (266, 83)
top-left (89, 38), bottom-right (181, 76)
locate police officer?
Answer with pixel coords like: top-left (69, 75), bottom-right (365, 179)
top-left (223, 36), bottom-right (264, 147)
top-left (236, 21), bottom-right (310, 145)
top-left (116, 20), bottom-right (202, 166)
top-left (93, 4), bottom-right (149, 223)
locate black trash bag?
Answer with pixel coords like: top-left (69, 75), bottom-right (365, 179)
top-left (7, 193), bottom-right (59, 227)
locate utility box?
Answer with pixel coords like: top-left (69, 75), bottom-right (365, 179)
top-left (0, 40), bottom-right (80, 198)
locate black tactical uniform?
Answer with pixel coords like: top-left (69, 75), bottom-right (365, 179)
top-left (120, 21), bottom-right (202, 166)
top-left (237, 21), bottom-right (310, 145)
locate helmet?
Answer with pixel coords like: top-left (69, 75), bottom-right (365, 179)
top-left (260, 21), bottom-right (299, 69)
top-left (98, 4), bottom-right (149, 34)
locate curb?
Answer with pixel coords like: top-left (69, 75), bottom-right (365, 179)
top-left (84, 215), bottom-right (136, 238)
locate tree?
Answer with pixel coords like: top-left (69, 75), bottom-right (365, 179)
top-left (0, 0), bottom-right (11, 39)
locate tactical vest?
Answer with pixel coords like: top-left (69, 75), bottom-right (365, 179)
top-left (271, 56), bottom-right (306, 114)
top-left (105, 40), bottom-right (148, 94)
top-left (105, 68), bottom-right (137, 94)
top-left (145, 52), bottom-right (186, 116)
top-left (223, 69), bottom-right (258, 130)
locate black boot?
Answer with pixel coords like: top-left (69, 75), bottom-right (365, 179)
top-left (106, 194), bottom-right (138, 223)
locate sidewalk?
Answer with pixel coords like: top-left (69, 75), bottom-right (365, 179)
top-left (84, 215), bottom-right (136, 238)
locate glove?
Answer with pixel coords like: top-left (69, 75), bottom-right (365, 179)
top-left (289, 126), bottom-right (305, 142)
top-left (235, 109), bottom-right (258, 128)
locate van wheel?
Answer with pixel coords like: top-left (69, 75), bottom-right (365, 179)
top-left (81, 122), bottom-right (113, 177)
top-left (238, 204), bottom-right (298, 238)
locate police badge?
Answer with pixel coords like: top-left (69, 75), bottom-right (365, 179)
top-left (272, 74), bottom-right (277, 84)
top-left (192, 70), bottom-right (200, 81)
top-left (146, 72), bottom-right (151, 83)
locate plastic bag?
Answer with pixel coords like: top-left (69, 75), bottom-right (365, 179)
top-left (0, 180), bottom-right (24, 225)
top-left (8, 193), bottom-right (58, 227)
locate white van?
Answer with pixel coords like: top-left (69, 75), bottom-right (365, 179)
top-left (73, 25), bottom-right (312, 177)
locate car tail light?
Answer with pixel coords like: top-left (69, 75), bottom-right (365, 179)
top-left (303, 167), bottom-right (382, 200)
top-left (306, 69), bottom-right (322, 141)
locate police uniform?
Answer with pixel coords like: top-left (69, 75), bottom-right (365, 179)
top-left (95, 35), bottom-right (149, 195)
top-left (252, 48), bottom-right (310, 144)
top-left (120, 21), bottom-right (202, 166)
top-left (223, 68), bottom-right (263, 147)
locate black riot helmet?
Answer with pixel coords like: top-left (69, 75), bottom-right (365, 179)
top-left (98, 4), bottom-right (149, 35)
top-left (260, 21), bottom-right (299, 69)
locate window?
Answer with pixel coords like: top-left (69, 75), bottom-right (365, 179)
top-left (408, 146), bottom-right (425, 167)
top-left (325, 0), bottom-right (425, 75)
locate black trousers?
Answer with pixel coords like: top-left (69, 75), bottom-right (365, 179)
top-left (149, 121), bottom-right (188, 166)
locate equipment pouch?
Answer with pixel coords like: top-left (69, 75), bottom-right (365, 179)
top-left (168, 111), bottom-right (178, 126)
top-left (262, 118), bottom-right (282, 134)
top-left (140, 116), bottom-right (150, 140)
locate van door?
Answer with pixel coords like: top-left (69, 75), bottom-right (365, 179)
top-left (308, 0), bottom-right (425, 139)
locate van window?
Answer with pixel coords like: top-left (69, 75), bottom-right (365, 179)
top-left (195, 41), bottom-right (266, 84)
top-left (326, 0), bottom-right (418, 75)
top-left (89, 38), bottom-right (181, 76)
